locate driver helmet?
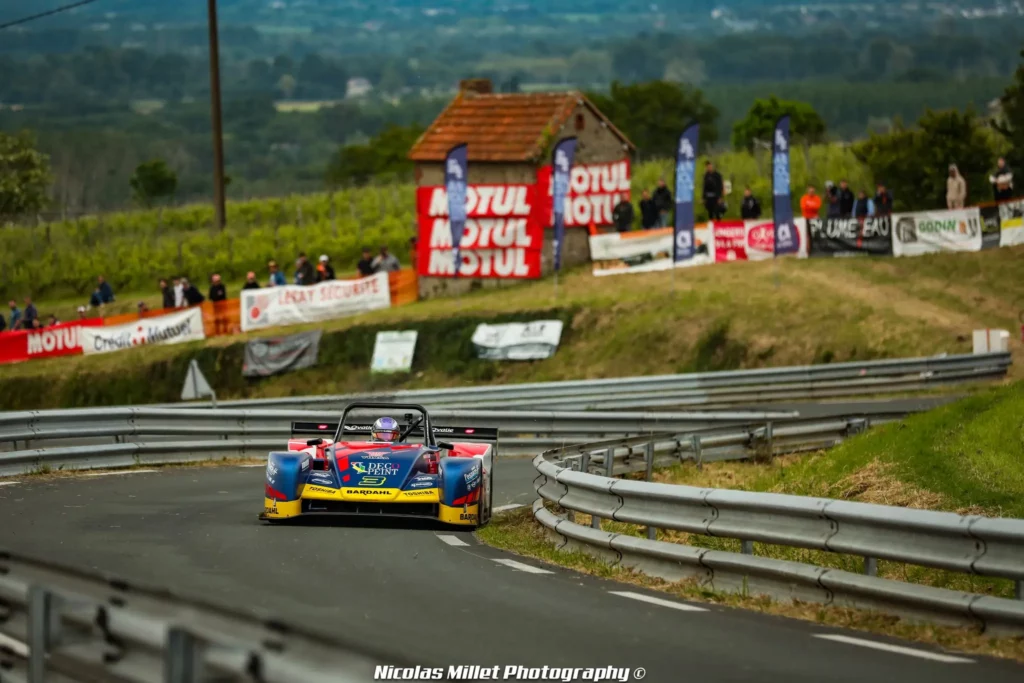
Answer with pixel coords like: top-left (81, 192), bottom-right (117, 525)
top-left (371, 416), bottom-right (400, 442)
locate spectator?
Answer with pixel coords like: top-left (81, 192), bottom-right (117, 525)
top-left (159, 279), bottom-right (174, 309)
top-left (173, 277), bottom-right (185, 308)
top-left (853, 190), bottom-right (875, 219)
top-left (612, 197), bottom-right (635, 232)
top-left (990, 157), bottom-right (1014, 201)
top-left (825, 181), bottom-right (842, 218)
top-left (316, 254), bottom-right (336, 282)
top-left (702, 161), bottom-right (725, 220)
top-left (267, 261), bottom-right (286, 287)
top-left (181, 278), bottom-right (205, 306)
top-left (372, 245), bottom-right (401, 272)
top-left (838, 180), bottom-right (855, 217)
top-left (357, 248), bottom-right (376, 277)
top-left (89, 287), bottom-right (104, 308)
top-left (740, 187), bottom-right (761, 219)
top-left (96, 275), bottom-right (115, 304)
top-left (7, 301), bottom-right (20, 331)
top-left (652, 178), bottom-right (673, 227)
top-left (639, 190), bottom-right (659, 230)
top-left (295, 252), bottom-right (316, 286)
top-left (874, 183), bottom-right (894, 216)
top-left (946, 164), bottom-right (967, 209)
top-left (76, 305), bottom-right (88, 320)
top-left (800, 185), bottom-right (822, 219)
top-left (137, 301), bottom-right (149, 315)
top-left (208, 274), bottom-right (227, 302)
top-left (242, 272), bottom-right (261, 290)
top-left (21, 297), bottom-right (38, 330)
top-left (47, 313), bottom-right (60, 327)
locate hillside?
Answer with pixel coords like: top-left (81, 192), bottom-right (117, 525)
top-left (0, 244), bottom-right (1020, 411)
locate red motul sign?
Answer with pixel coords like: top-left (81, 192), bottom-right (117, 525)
top-left (416, 159), bottom-right (631, 279)
top-left (0, 319), bottom-right (104, 365)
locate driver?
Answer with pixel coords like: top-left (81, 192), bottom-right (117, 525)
top-left (371, 416), bottom-right (400, 443)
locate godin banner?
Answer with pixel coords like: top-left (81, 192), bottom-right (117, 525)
top-left (80, 308), bottom-right (206, 355)
top-left (240, 272), bottom-right (391, 332)
top-left (472, 320), bottom-right (564, 360)
top-left (892, 209), bottom-right (983, 257)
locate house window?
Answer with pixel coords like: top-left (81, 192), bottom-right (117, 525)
top-left (575, 113), bottom-right (585, 131)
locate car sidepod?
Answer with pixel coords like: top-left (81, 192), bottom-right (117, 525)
top-left (438, 445), bottom-right (493, 528)
top-left (261, 451), bottom-right (311, 520)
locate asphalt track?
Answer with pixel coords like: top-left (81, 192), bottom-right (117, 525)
top-left (2, 454), bottom-right (1020, 683)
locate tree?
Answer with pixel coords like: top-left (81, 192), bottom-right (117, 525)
top-left (731, 97), bottom-right (827, 151)
top-left (129, 159), bottom-right (178, 208)
top-left (0, 130), bottom-right (52, 222)
top-left (992, 49), bottom-right (1024, 172)
top-left (325, 124), bottom-right (424, 187)
top-left (853, 108), bottom-right (998, 211)
top-left (586, 81), bottom-right (719, 158)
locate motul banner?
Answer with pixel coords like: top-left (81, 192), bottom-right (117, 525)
top-left (81, 308), bottom-right (206, 354)
top-left (0, 319), bottom-right (103, 365)
top-left (714, 219), bottom-right (809, 261)
top-left (240, 272), bottom-right (391, 332)
top-left (537, 159), bottom-right (631, 228)
top-left (416, 184), bottom-right (542, 278)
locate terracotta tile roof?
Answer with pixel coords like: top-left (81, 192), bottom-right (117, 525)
top-left (408, 89), bottom-right (634, 163)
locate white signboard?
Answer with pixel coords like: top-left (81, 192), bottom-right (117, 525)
top-left (240, 272), bottom-right (391, 332)
top-left (892, 209), bottom-right (983, 257)
top-left (472, 321), bottom-right (564, 360)
top-left (81, 308), bottom-right (206, 355)
top-left (588, 226), bottom-right (714, 277)
top-left (371, 330), bottom-right (418, 373)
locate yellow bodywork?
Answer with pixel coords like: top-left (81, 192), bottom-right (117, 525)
top-left (260, 485), bottom-right (478, 523)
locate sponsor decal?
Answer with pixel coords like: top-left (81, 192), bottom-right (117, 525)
top-left (402, 490), bottom-right (433, 497)
top-left (263, 506), bottom-right (277, 516)
top-left (358, 476), bottom-right (387, 487)
top-left (409, 477), bottom-right (436, 489)
top-left (300, 459), bottom-right (310, 471)
top-left (464, 466), bottom-right (481, 489)
top-left (0, 319), bottom-right (105, 366)
top-left (359, 452), bottom-right (391, 459)
top-left (343, 488), bottom-right (393, 497)
top-left (306, 486), bottom-right (336, 494)
top-left (460, 513), bottom-right (478, 522)
top-left (308, 474), bottom-right (334, 486)
top-left (352, 462), bottom-right (400, 476)
top-left (266, 461), bottom-right (279, 478)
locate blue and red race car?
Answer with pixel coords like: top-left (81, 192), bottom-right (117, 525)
top-left (260, 403), bottom-right (495, 527)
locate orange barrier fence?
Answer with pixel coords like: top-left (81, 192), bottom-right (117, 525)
top-left (100, 269), bottom-right (418, 338)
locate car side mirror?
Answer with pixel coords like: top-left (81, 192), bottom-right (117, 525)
top-left (437, 441), bottom-right (454, 450)
top-left (306, 438), bottom-right (324, 447)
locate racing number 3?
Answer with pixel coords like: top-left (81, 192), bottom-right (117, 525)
top-left (359, 476), bottom-right (387, 487)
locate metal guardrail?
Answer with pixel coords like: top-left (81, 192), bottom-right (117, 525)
top-left (164, 352), bottom-right (1011, 412)
top-left (532, 435), bottom-right (1024, 634)
top-left (0, 407), bottom-right (801, 476)
top-left (0, 551), bottom-right (394, 682)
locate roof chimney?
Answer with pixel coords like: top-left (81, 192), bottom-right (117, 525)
top-left (459, 78), bottom-right (493, 95)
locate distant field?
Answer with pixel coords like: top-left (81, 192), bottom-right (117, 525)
top-left (274, 100), bottom-right (343, 113)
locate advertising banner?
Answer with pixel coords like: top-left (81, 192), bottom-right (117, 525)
top-left (980, 204), bottom-right (1002, 250)
top-left (415, 184), bottom-right (542, 279)
top-left (0, 319), bottom-right (104, 365)
top-left (892, 209), bottom-right (984, 257)
top-left (240, 272), bottom-right (391, 332)
top-left (81, 308), bottom-right (205, 355)
top-left (673, 124), bottom-right (699, 263)
top-left (588, 225), bottom-right (713, 276)
top-left (242, 330), bottom-right (322, 378)
top-left (714, 219), bottom-right (808, 262)
top-left (472, 320), bottom-right (564, 360)
top-left (998, 199), bottom-right (1024, 247)
top-left (444, 143), bottom-right (469, 274)
top-left (371, 330), bottom-right (418, 373)
top-left (551, 137), bottom-right (578, 272)
top-left (808, 216), bottom-right (893, 257)
top-left (537, 159), bottom-right (632, 228)
top-left (772, 115), bottom-right (798, 256)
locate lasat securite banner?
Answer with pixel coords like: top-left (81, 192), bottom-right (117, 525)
top-left (240, 272), bottom-right (391, 332)
top-left (81, 308), bottom-right (205, 355)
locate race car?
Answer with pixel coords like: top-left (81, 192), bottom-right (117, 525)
top-left (259, 402), bottom-right (496, 527)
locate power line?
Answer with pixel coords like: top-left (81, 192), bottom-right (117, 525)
top-left (0, 0), bottom-right (104, 31)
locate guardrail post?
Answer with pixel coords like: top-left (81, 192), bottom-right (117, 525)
top-left (1016, 580), bottom-right (1023, 601)
top-left (643, 441), bottom-right (654, 482)
top-left (764, 421), bottom-right (774, 456)
top-left (166, 627), bottom-right (204, 683)
top-left (604, 447), bottom-right (614, 478)
top-left (741, 540), bottom-right (754, 555)
top-left (691, 435), bottom-right (703, 471)
top-left (28, 586), bottom-right (59, 683)
top-left (864, 556), bottom-right (878, 576)
top-left (580, 452), bottom-right (590, 475)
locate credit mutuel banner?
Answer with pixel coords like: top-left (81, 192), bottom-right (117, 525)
top-left (81, 308), bottom-right (205, 354)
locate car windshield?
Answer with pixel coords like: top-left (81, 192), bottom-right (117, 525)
top-left (336, 404), bottom-right (433, 447)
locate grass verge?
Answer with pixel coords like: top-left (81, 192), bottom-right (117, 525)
top-left (478, 508), bottom-right (1024, 662)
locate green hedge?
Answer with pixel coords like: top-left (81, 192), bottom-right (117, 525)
top-left (0, 308), bottom-right (578, 411)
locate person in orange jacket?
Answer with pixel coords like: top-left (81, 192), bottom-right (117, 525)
top-left (800, 185), bottom-right (822, 219)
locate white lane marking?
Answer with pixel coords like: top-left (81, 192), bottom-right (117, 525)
top-left (239, 463), bottom-right (266, 468)
top-left (437, 535), bottom-right (470, 547)
top-left (492, 559), bottom-right (554, 574)
top-left (0, 632), bottom-right (29, 657)
top-left (0, 481), bottom-right (20, 487)
top-left (493, 503), bottom-right (524, 513)
top-left (83, 469), bottom-right (159, 477)
top-left (609, 591), bottom-right (709, 612)
top-left (813, 635), bottom-right (973, 663)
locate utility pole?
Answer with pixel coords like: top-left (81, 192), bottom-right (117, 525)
top-left (207, 0), bottom-right (227, 230)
